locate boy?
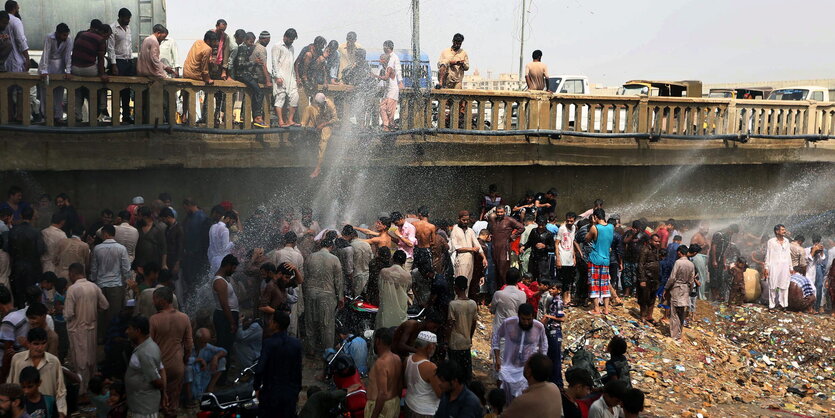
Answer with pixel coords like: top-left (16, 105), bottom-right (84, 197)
top-left (604, 335), bottom-right (631, 388)
top-left (588, 380), bottom-right (627, 418)
top-left (561, 368), bottom-right (593, 418)
top-left (520, 273), bottom-right (544, 312)
top-left (7, 328), bottom-right (67, 417)
top-left (484, 388), bottom-right (505, 418)
top-left (38, 273), bottom-right (57, 312)
top-left (19, 366), bottom-right (57, 418)
top-left (538, 280), bottom-right (565, 387)
top-left (25, 302), bottom-right (59, 357)
top-left (447, 276), bottom-right (477, 383)
top-left (622, 388), bottom-right (645, 418)
top-left (107, 380), bottom-right (127, 418)
top-left (728, 257), bottom-right (748, 306)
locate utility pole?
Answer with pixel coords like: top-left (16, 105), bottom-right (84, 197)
top-left (411, 0), bottom-right (421, 90)
top-left (518, 0), bottom-right (526, 85)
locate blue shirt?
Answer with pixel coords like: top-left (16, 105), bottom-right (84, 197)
top-left (0, 201), bottom-right (31, 223)
top-left (589, 223), bottom-right (614, 266)
top-left (341, 334), bottom-right (369, 376)
top-left (254, 331), bottom-right (302, 395)
top-left (183, 209), bottom-right (208, 254)
top-left (434, 386), bottom-right (483, 418)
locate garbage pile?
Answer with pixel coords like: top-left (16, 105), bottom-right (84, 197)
top-left (560, 300), bottom-right (835, 417)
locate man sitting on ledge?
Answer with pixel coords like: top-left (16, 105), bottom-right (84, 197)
top-left (303, 92), bottom-right (338, 178)
top-left (182, 30), bottom-right (218, 124)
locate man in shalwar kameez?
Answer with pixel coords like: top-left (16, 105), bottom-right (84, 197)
top-left (65, 263), bottom-right (109, 394)
top-left (765, 224), bottom-right (792, 309)
top-left (449, 211), bottom-right (485, 289)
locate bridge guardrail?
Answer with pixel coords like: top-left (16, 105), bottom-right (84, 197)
top-left (0, 72), bottom-right (830, 139)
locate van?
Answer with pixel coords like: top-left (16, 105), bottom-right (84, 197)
top-left (767, 86), bottom-right (829, 102)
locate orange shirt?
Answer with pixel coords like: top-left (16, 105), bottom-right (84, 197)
top-left (183, 39), bottom-right (212, 80)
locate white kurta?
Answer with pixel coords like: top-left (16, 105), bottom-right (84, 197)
top-left (449, 225), bottom-right (481, 281)
top-left (765, 237), bottom-right (791, 308)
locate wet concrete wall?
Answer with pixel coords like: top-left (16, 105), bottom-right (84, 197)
top-left (1, 162), bottom-right (832, 226)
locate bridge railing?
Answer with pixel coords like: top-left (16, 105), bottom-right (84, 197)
top-left (0, 73), bottom-right (272, 129)
top-left (0, 72), bottom-right (830, 138)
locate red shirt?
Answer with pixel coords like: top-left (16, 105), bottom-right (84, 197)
top-left (500, 282), bottom-right (540, 311)
top-left (657, 227), bottom-right (669, 248)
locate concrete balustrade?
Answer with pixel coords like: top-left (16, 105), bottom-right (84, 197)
top-left (0, 72), bottom-right (833, 141)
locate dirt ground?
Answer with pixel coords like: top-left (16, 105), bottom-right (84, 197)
top-left (103, 297), bottom-right (833, 418)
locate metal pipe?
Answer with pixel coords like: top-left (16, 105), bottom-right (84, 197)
top-left (0, 124), bottom-right (830, 143)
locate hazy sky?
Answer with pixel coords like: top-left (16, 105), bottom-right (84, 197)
top-left (167, 0), bottom-right (835, 86)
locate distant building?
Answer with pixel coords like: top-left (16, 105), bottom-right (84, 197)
top-left (462, 69), bottom-right (523, 91)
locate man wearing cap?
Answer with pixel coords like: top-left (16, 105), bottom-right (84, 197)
top-left (404, 331), bottom-right (440, 418)
top-left (126, 196), bottom-right (144, 226)
top-left (302, 92), bottom-right (338, 178)
top-left (65, 262), bottom-right (109, 394)
top-left (272, 28), bottom-right (300, 127)
top-left (303, 238), bottom-right (343, 355)
top-left (252, 32), bottom-right (272, 124)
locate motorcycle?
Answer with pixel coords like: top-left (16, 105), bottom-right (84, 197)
top-left (326, 338), bottom-right (368, 418)
top-left (336, 295), bottom-right (427, 336)
top-left (563, 320), bottom-right (635, 390)
top-left (197, 362), bottom-right (259, 417)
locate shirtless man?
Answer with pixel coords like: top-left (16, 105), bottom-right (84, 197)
top-left (412, 206), bottom-right (436, 273)
top-left (690, 223), bottom-right (710, 255)
top-left (366, 327), bottom-right (402, 418)
top-left (356, 217), bottom-right (393, 252)
top-left (391, 312), bottom-right (444, 357)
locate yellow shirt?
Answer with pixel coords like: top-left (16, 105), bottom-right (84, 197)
top-left (7, 351), bottom-right (67, 415)
top-left (183, 40), bottom-right (212, 80)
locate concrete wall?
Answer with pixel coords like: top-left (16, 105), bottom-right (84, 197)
top-left (2, 163), bottom-right (832, 227)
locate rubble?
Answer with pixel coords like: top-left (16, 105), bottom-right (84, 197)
top-left (556, 299), bottom-right (835, 417)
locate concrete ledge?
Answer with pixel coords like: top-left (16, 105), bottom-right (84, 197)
top-left (2, 130), bottom-right (835, 171)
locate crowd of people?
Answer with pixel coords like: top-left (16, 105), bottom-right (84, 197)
top-left (1, 1), bottom-right (484, 179)
top-left (0, 182), bottom-right (650, 417)
top-left (2, 179), bottom-right (829, 417)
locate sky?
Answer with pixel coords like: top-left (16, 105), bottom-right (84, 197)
top-left (167, 0), bottom-right (835, 87)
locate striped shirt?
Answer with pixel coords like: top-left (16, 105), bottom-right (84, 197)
top-left (790, 273), bottom-right (815, 298)
top-left (71, 31), bottom-right (105, 68)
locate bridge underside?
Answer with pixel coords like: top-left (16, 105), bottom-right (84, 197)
top-left (1, 131), bottom-right (832, 224)
top-left (4, 130), bottom-right (835, 172)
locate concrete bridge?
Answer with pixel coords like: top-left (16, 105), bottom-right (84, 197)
top-left (0, 73), bottom-right (833, 221)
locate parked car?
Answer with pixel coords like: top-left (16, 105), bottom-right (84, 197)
top-left (617, 80), bottom-right (702, 97)
top-left (708, 87), bottom-right (772, 99)
top-left (767, 86), bottom-right (829, 102)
